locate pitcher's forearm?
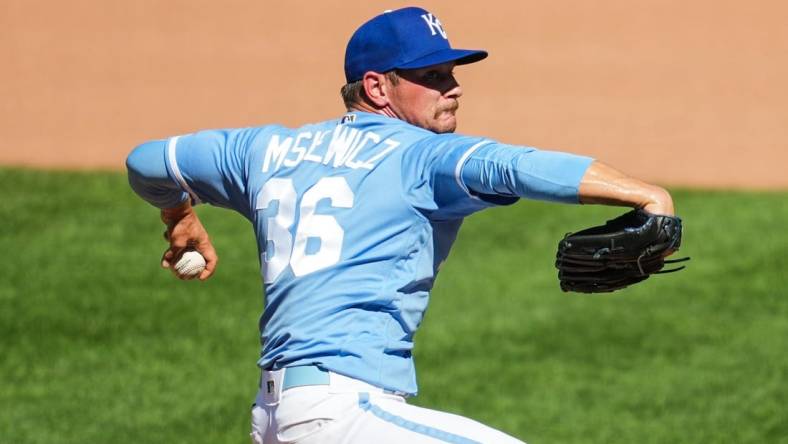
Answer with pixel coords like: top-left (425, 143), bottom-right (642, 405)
top-left (161, 200), bottom-right (194, 226)
top-left (578, 161), bottom-right (674, 215)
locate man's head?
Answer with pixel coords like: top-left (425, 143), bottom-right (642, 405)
top-left (341, 7), bottom-right (487, 133)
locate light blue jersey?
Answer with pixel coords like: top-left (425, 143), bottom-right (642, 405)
top-left (127, 111), bottom-right (593, 395)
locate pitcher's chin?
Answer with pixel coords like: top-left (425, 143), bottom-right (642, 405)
top-left (433, 113), bottom-right (458, 134)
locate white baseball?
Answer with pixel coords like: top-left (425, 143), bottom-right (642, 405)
top-left (173, 250), bottom-right (206, 279)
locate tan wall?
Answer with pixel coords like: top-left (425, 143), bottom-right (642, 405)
top-left (2, 0), bottom-right (786, 188)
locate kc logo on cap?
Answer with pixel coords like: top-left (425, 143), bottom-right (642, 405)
top-left (421, 13), bottom-right (447, 39)
top-left (343, 7), bottom-right (488, 83)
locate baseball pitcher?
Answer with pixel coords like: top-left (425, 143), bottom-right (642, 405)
top-left (127, 7), bottom-right (682, 443)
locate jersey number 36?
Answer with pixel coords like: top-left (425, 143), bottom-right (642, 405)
top-left (256, 177), bottom-right (353, 283)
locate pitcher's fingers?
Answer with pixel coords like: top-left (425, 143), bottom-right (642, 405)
top-left (161, 249), bottom-right (175, 269)
top-left (198, 250), bottom-right (218, 281)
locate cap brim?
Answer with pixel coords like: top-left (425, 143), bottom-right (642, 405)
top-left (396, 48), bottom-right (488, 70)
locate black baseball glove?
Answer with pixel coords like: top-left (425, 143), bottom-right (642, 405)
top-left (555, 209), bottom-right (688, 293)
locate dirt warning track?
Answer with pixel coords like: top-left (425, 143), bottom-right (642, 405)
top-left (1, 1), bottom-right (786, 189)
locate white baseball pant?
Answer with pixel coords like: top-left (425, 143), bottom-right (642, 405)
top-left (250, 366), bottom-right (525, 444)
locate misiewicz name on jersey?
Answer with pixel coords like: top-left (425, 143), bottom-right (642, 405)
top-left (262, 125), bottom-right (401, 173)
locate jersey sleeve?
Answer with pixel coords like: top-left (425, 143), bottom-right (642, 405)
top-left (127, 128), bottom-right (257, 219)
top-left (460, 142), bottom-right (594, 204)
top-left (400, 134), bottom-right (520, 221)
top-left (126, 139), bottom-right (190, 209)
top-left (400, 134), bottom-right (594, 221)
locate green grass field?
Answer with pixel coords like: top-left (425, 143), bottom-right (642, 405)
top-left (1, 167), bottom-right (786, 443)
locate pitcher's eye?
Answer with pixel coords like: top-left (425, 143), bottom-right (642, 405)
top-left (422, 70), bottom-right (453, 83)
top-left (422, 71), bottom-right (440, 82)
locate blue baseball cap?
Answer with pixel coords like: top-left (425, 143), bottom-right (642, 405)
top-left (344, 7), bottom-right (488, 83)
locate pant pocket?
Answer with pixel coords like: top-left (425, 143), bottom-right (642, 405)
top-left (274, 387), bottom-right (354, 443)
top-left (277, 417), bottom-right (334, 443)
